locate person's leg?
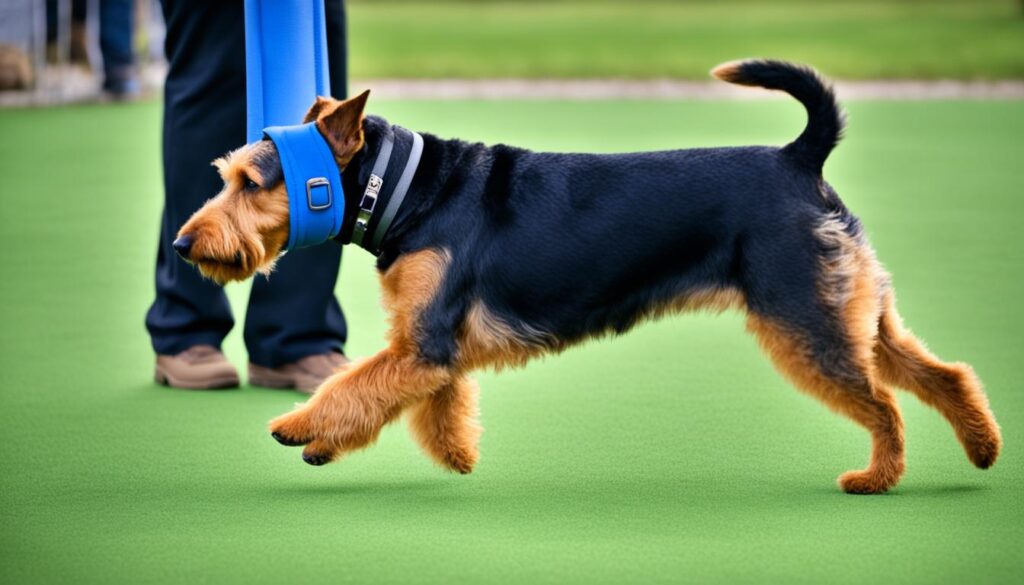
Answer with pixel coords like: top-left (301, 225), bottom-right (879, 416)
top-left (46, 0), bottom-right (89, 64)
top-left (46, 0), bottom-right (57, 45)
top-left (146, 0), bottom-right (246, 359)
top-left (70, 0), bottom-right (89, 65)
top-left (98, 0), bottom-right (137, 95)
top-left (244, 0), bottom-right (349, 369)
top-left (326, 0), bottom-right (348, 100)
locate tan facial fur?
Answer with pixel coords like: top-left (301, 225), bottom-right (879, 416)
top-left (175, 90), bottom-right (371, 284)
top-left (177, 143), bottom-right (290, 284)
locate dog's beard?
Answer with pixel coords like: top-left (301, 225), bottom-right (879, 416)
top-left (190, 236), bottom-right (264, 283)
top-left (255, 252), bottom-right (282, 278)
top-left (196, 243), bottom-right (286, 284)
top-left (195, 253), bottom-right (251, 284)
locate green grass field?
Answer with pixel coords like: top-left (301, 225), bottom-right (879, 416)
top-left (348, 0), bottom-right (1024, 79)
top-left (1, 98), bottom-right (1022, 583)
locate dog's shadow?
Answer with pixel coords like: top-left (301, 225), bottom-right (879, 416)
top-left (889, 483), bottom-right (987, 497)
top-left (147, 383), bottom-right (995, 503)
top-left (798, 482), bottom-right (988, 499)
top-left (256, 477), bottom-right (461, 503)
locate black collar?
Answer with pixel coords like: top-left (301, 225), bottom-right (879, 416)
top-left (340, 123), bottom-right (423, 256)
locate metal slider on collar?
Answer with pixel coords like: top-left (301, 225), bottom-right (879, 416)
top-left (351, 131), bottom-right (395, 248)
top-left (353, 174), bottom-right (382, 236)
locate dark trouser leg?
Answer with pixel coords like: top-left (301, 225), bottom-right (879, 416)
top-left (243, 0), bottom-right (349, 367)
top-left (148, 0), bottom-right (349, 363)
top-left (326, 0), bottom-right (348, 99)
top-left (98, 0), bottom-right (135, 88)
top-left (145, 0), bottom-right (247, 354)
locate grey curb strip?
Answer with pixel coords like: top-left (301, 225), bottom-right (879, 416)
top-left (355, 78), bottom-right (1024, 101)
top-left (3, 64), bottom-right (1022, 108)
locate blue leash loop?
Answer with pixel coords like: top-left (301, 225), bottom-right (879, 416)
top-left (244, 0), bottom-right (344, 250)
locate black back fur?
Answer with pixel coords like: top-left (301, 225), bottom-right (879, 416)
top-left (338, 60), bottom-right (857, 370)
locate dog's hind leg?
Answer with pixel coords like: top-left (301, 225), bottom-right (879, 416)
top-left (745, 227), bottom-right (906, 493)
top-left (748, 313), bottom-right (905, 494)
top-left (874, 294), bottom-right (1001, 469)
top-left (408, 376), bottom-right (482, 474)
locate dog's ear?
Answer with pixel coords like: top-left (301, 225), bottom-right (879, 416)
top-left (312, 90), bottom-right (370, 167)
top-left (303, 96), bottom-right (335, 123)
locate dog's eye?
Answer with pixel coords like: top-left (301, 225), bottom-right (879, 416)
top-left (243, 178), bottom-right (260, 192)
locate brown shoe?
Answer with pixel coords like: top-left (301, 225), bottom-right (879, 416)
top-left (248, 352), bottom-right (351, 393)
top-left (155, 345), bottom-right (240, 390)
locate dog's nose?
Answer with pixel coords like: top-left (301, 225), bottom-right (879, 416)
top-left (173, 234), bottom-right (194, 260)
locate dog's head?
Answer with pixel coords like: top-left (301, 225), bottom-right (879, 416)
top-left (173, 91), bottom-right (370, 284)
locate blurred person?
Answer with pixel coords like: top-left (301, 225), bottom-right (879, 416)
top-left (0, 43), bottom-right (33, 90)
top-left (46, 0), bottom-right (139, 97)
top-left (97, 0), bottom-right (137, 96)
top-left (146, 0), bottom-right (351, 391)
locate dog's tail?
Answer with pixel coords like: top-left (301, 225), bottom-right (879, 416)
top-left (711, 59), bottom-right (845, 173)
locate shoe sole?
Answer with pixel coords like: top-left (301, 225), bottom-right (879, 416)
top-left (154, 366), bottom-right (239, 390)
top-left (248, 364), bottom-right (318, 394)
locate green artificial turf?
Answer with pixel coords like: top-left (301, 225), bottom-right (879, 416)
top-left (348, 0), bottom-right (1024, 80)
top-left (0, 98), bottom-right (1022, 584)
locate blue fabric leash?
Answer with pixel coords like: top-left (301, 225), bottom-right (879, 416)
top-left (245, 0), bottom-right (343, 251)
top-left (244, 0), bottom-right (330, 144)
top-left (245, 1), bottom-right (420, 253)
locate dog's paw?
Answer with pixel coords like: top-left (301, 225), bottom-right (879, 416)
top-left (837, 469), bottom-right (893, 495)
top-left (410, 419), bottom-right (481, 475)
top-left (440, 443), bottom-right (479, 475)
top-left (962, 426), bottom-right (1001, 470)
top-left (301, 439), bottom-right (340, 466)
top-left (269, 406), bottom-right (350, 465)
top-left (268, 408), bottom-right (315, 447)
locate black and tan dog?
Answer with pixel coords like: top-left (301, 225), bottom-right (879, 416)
top-left (175, 60), bottom-right (1001, 494)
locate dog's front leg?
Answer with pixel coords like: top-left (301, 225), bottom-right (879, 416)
top-left (269, 348), bottom-right (451, 465)
top-left (408, 376), bottom-right (482, 474)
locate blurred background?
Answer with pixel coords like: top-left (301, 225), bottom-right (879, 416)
top-left (1, 0), bottom-right (1022, 104)
top-left (1, 2), bottom-right (1023, 584)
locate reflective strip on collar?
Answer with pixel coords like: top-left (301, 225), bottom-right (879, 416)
top-left (371, 131), bottom-right (424, 251)
top-left (351, 126), bottom-right (424, 255)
